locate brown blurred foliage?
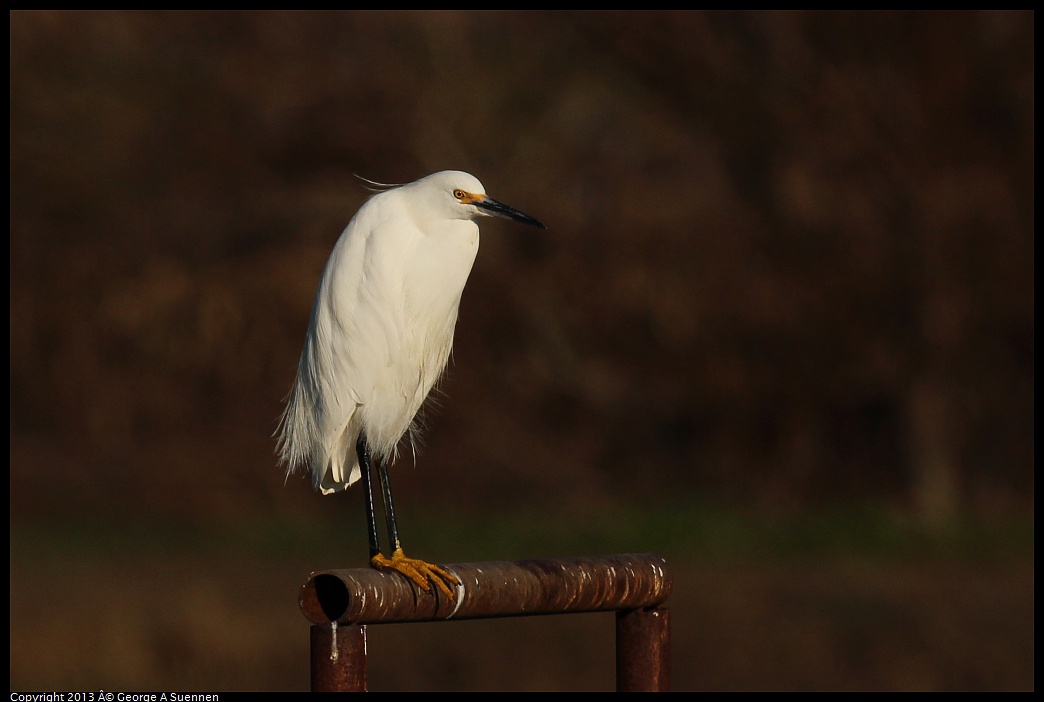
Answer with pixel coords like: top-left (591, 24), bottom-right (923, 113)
top-left (9, 11), bottom-right (1035, 693)
top-left (10, 11), bottom-right (1034, 522)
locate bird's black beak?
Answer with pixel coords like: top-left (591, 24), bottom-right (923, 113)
top-left (476, 196), bottom-right (547, 229)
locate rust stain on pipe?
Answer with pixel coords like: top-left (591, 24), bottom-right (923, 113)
top-left (300, 553), bottom-right (671, 625)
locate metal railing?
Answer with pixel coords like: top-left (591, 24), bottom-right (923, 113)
top-left (300, 553), bottom-right (672, 691)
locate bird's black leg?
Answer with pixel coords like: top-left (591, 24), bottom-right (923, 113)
top-left (361, 447), bottom-right (460, 597)
top-left (356, 435), bottom-right (382, 561)
top-left (377, 461), bottom-right (402, 553)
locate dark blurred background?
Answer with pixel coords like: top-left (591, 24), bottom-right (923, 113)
top-left (10, 10), bottom-right (1033, 691)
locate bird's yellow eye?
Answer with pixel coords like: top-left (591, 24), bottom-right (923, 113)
top-left (453, 189), bottom-right (466, 200)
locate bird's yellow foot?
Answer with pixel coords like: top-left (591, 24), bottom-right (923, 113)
top-left (371, 547), bottom-right (460, 598)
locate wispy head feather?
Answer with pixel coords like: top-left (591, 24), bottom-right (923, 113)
top-left (354, 174), bottom-right (403, 193)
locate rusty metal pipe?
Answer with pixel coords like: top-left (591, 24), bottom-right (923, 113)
top-left (616, 607), bottom-right (671, 692)
top-left (310, 623), bottom-right (367, 692)
top-left (300, 553), bottom-right (671, 625)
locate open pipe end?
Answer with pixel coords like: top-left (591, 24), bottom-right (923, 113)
top-left (301, 573), bottom-right (350, 623)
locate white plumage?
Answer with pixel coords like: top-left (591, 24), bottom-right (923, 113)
top-left (278, 170), bottom-right (544, 496)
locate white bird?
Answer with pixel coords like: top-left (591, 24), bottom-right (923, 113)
top-left (278, 170), bottom-right (545, 596)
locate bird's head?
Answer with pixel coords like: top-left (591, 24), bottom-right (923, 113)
top-left (418, 170), bottom-right (546, 229)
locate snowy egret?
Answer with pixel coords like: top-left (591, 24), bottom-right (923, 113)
top-left (278, 170), bottom-right (545, 596)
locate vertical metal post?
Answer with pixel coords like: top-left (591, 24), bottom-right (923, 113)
top-left (616, 607), bottom-right (671, 692)
top-left (311, 623), bottom-right (367, 692)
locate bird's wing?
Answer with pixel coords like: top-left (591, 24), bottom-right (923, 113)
top-left (318, 213), bottom-right (409, 405)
